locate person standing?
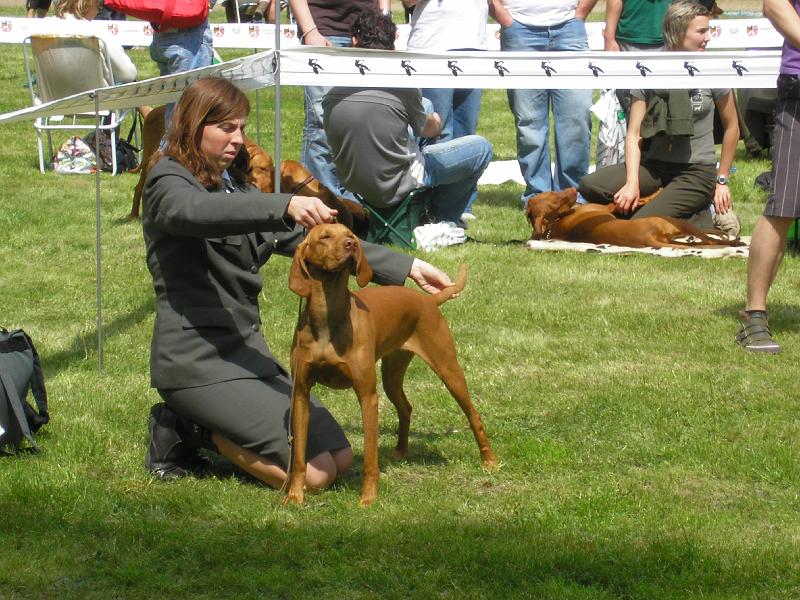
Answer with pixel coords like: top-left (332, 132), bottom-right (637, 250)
top-left (490, 0), bottom-right (598, 205)
top-left (603, 0), bottom-right (671, 52)
top-left (149, 3), bottom-right (214, 126)
top-left (26, 0), bottom-right (51, 18)
top-left (288, 0), bottom-right (391, 201)
top-left (403, 0), bottom-right (490, 221)
top-left (735, 0), bottom-right (800, 354)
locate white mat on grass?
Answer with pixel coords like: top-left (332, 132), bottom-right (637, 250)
top-left (525, 237), bottom-right (750, 259)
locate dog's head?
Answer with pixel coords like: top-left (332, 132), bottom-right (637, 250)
top-left (244, 136), bottom-right (276, 193)
top-left (289, 223), bottom-right (372, 297)
top-left (524, 188), bottom-right (578, 239)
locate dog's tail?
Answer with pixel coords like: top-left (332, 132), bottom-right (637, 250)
top-left (433, 263), bottom-right (467, 306)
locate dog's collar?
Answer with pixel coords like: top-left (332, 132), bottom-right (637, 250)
top-left (290, 175), bottom-right (316, 196)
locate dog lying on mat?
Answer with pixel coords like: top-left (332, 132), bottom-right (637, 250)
top-left (286, 223), bottom-right (497, 506)
top-left (525, 188), bottom-right (744, 249)
top-left (128, 106), bottom-right (369, 237)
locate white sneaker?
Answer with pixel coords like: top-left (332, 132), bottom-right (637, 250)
top-left (712, 209), bottom-right (741, 238)
top-left (460, 212), bottom-right (477, 222)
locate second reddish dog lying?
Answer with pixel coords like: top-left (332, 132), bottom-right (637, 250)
top-left (526, 188), bottom-right (744, 249)
top-left (286, 223), bottom-right (497, 506)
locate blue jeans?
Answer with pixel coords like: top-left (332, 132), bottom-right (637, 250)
top-left (421, 87), bottom-right (483, 143)
top-left (301, 35), bottom-right (357, 201)
top-left (501, 18), bottom-right (592, 203)
top-left (422, 86), bottom-right (484, 214)
top-left (421, 134), bottom-right (493, 222)
top-left (150, 20), bottom-right (213, 124)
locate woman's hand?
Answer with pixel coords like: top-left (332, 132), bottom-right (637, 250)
top-left (713, 183), bottom-right (732, 215)
top-left (287, 196), bottom-right (338, 228)
top-left (408, 259), bottom-right (455, 295)
top-left (302, 29), bottom-right (331, 47)
top-left (612, 181), bottom-right (641, 214)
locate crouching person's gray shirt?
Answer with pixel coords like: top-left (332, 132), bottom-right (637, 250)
top-left (323, 87), bottom-right (427, 208)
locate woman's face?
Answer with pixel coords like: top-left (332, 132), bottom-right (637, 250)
top-left (200, 117), bottom-right (246, 174)
top-left (681, 16), bottom-right (710, 51)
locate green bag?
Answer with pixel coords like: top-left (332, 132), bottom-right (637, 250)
top-left (0, 328), bottom-right (49, 452)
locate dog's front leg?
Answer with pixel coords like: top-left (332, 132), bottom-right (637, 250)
top-left (285, 374), bottom-right (312, 506)
top-left (354, 374), bottom-right (381, 507)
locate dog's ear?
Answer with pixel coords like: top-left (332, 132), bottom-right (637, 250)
top-left (524, 198), bottom-right (548, 238)
top-left (353, 238), bottom-right (373, 287)
top-left (289, 239), bottom-right (312, 297)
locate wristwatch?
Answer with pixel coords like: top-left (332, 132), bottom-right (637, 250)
top-left (380, 8), bottom-right (391, 16)
top-left (716, 174), bottom-right (729, 185)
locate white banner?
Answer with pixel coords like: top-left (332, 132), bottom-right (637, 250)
top-left (0, 17), bottom-right (784, 51)
top-left (0, 46), bottom-right (781, 124)
top-left (279, 46), bottom-right (780, 91)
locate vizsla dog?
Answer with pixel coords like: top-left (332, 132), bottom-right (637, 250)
top-left (526, 188), bottom-right (744, 249)
top-left (127, 106), bottom-right (369, 237)
top-left (287, 223), bottom-right (497, 506)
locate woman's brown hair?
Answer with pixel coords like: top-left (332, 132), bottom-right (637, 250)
top-left (663, 0), bottom-right (710, 50)
top-left (161, 77), bottom-right (252, 190)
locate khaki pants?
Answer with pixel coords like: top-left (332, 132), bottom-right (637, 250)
top-left (579, 159), bottom-right (715, 229)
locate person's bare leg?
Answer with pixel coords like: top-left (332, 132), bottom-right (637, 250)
top-left (211, 432), bottom-right (347, 490)
top-left (745, 215), bottom-right (793, 311)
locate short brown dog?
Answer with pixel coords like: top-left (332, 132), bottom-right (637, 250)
top-left (526, 187), bottom-right (744, 249)
top-left (286, 223), bottom-right (497, 506)
top-left (127, 107), bottom-right (369, 237)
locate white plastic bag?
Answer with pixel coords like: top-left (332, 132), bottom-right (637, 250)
top-left (51, 136), bottom-right (96, 174)
top-left (591, 89), bottom-right (627, 168)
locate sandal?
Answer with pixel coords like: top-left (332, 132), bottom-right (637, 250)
top-left (735, 311), bottom-right (780, 354)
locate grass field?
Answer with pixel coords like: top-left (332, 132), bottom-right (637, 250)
top-left (2, 5), bottom-right (800, 599)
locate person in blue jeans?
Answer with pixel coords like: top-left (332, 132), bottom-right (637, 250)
top-left (150, 17), bottom-right (214, 125)
top-left (288, 0), bottom-right (391, 200)
top-left (490, 0), bottom-right (598, 204)
top-left (322, 8), bottom-right (493, 225)
top-left (403, 0), bottom-right (490, 220)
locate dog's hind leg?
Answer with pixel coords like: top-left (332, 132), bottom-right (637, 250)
top-left (381, 349), bottom-right (416, 459)
top-left (406, 324), bottom-right (497, 467)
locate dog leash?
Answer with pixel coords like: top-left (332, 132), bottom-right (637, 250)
top-left (280, 226), bottom-right (310, 497)
top-left (290, 175), bottom-right (316, 196)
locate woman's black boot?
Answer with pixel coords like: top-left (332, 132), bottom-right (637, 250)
top-left (144, 402), bottom-right (191, 480)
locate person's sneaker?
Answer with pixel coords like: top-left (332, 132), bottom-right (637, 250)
top-left (735, 310), bottom-right (780, 354)
top-left (712, 209), bottom-right (742, 238)
top-left (460, 211), bottom-right (477, 222)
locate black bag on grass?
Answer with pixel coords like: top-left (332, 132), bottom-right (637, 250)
top-left (83, 116), bottom-right (140, 175)
top-left (0, 328), bottom-right (49, 451)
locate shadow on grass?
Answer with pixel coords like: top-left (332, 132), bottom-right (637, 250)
top-left (40, 299), bottom-right (154, 375)
top-left (714, 302), bottom-right (800, 334)
top-left (5, 484), bottom-right (795, 598)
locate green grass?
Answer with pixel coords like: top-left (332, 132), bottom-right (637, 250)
top-left (1, 16), bottom-right (800, 600)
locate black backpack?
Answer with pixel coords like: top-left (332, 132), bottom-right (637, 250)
top-left (0, 328), bottom-right (49, 452)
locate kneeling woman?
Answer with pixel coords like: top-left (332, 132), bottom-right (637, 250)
top-left (579, 0), bottom-right (740, 235)
top-left (142, 77), bottom-right (455, 490)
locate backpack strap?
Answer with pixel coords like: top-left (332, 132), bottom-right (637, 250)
top-left (20, 331), bottom-right (48, 428)
top-left (0, 362), bottom-right (38, 451)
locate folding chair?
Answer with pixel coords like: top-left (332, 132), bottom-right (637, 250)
top-left (22, 34), bottom-right (134, 174)
top-left (362, 188), bottom-right (429, 250)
